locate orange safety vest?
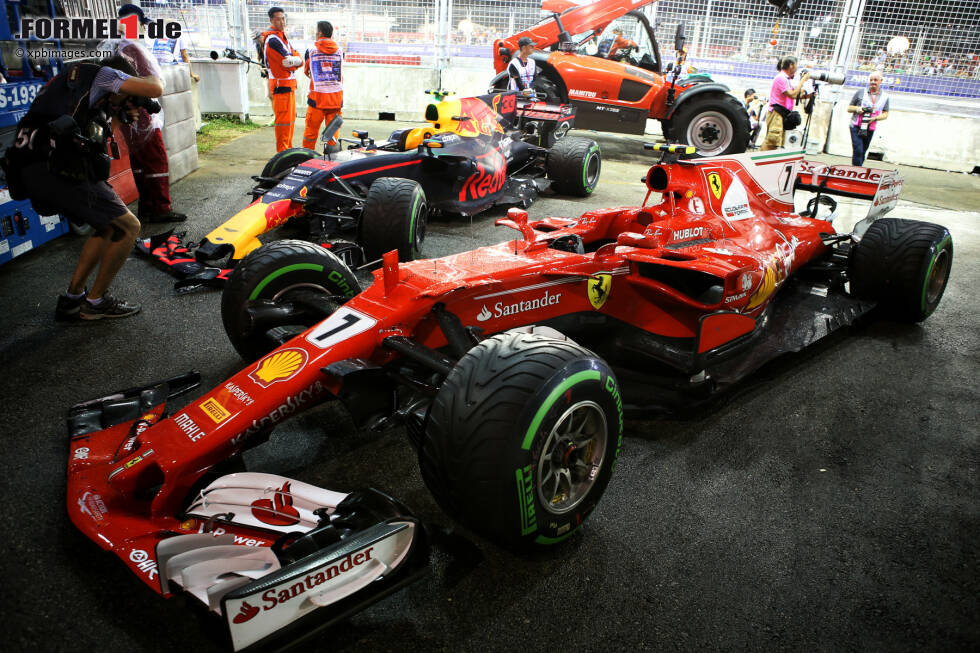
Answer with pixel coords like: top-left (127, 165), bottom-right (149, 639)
top-left (305, 38), bottom-right (343, 110)
top-left (263, 29), bottom-right (300, 93)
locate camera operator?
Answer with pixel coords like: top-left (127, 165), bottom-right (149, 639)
top-left (846, 71), bottom-right (889, 166)
top-left (2, 55), bottom-right (163, 320)
top-left (110, 4), bottom-right (187, 223)
top-left (762, 56), bottom-right (809, 151)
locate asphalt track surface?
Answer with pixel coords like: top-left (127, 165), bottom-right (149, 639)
top-left (1, 129), bottom-right (977, 652)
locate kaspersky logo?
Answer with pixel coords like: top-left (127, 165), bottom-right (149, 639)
top-left (18, 16), bottom-right (182, 40)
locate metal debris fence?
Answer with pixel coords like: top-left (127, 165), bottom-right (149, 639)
top-left (39, 0), bottom-right (980, 99)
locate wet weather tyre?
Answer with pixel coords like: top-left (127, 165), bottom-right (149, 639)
top-left (849, 218), bottom-right (953, 323)
top-left (221, 239), bottom-right (361, 361)
top-left (360, 177), bottom-right (427, 262)
top-left (254, 148), bottom-right (320, 200)
top-left (547, 138), bottom-right (601, 197)
top-left (260, 147), bottom-right (319, 178)
top-left (670, 93), bottom-right (750, 156)
top-left (419, 332), bottom-right (623, 548)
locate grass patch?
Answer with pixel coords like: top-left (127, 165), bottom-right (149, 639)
top-left (197, 114), bottom-right (264, 154)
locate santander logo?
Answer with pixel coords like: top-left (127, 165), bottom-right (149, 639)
top-left (476, 306), bottom-right (492, 321)
top-left (250, 481), bottom-right (301, 526)
top-left (232, 601), bottom-right (260, 624)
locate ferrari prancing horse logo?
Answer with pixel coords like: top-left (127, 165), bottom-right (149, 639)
top-left (708, 172), bottom-right (723, 199)
top-left (588, 274), bottom-right (612, 310)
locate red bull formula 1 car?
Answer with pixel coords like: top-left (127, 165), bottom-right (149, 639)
top-left (138, 90), bottom-right (600, 290)
top-left (69, 145), bottom-right (951, 649)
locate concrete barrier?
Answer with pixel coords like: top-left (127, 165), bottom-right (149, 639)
top-left (192, 59), bottom-right (979, 173)
top-left (158, 64), bottom-right (199, 182)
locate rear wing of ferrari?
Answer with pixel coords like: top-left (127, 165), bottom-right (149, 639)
top-left (795, 161), bottom-right (903, 234)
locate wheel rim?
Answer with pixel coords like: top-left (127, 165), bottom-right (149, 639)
top-left (585, 151), bottom-right (600, 188)
top-left (271, 282), bottom-right (331, 302)
top-left (243, 282), bottom-right (335, 337)
top-left (924, 248), bottom-right (951, 305)
top-left (686, 110), bottom-right (732, 156)
top-left (536, 400), bottom-right (608, 514)
top-left (553, 122), bottom-right (570, 141)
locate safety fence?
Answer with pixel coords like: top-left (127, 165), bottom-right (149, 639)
top-left (24, 0), bottom-right (980, 100)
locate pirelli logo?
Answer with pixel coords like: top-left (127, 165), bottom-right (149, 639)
top-left (199, 397), bottom-right (231, 424)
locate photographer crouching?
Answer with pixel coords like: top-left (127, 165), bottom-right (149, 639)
top-left (762, 56), bottom-right (809, 151)
top-left (847, 71), bottom-right (889, 166)
top-left (1, 55), bottom-right (163, 320)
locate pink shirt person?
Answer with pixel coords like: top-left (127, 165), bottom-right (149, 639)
top-left (769, 71), bottom-right (795, 111)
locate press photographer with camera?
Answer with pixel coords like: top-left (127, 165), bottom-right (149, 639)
top-left (762, 56), bottom-right (809, 151)
top-left (2, 55), bottom-right (163, 320)
top-left (846, 71), bottom-right (889, 166)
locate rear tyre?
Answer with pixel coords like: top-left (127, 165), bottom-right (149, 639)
top-left (849, 218), bottom-right (953, 323)
top-left (670, 93), bottom-right (750, 156)
top-left (547, 138), bottom-right (601, 197)
top-left (221, 239), bottom-right (361, 361)
top-left (419, 332), bottom-right (623, 548)
top-left (360, 177), bottom-right (427, 262)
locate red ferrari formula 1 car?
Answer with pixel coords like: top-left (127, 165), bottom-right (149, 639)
top-left (68, 145), bottom-right (951, 650)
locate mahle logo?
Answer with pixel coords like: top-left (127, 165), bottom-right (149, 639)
top-left (19, 16), bottom-right (182, 40)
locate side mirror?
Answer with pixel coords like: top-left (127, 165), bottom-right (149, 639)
top-left (321, 115), bottom-right (344, 144)
top-left (209, 50), bottom-right (219, 60)
top-left (321, 115), bottom-right (344, 155)
top-left (673, 24), bottom-right (686, 52)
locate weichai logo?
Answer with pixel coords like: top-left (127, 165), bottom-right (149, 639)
top-left (18, 16), bottom-right (182, 40)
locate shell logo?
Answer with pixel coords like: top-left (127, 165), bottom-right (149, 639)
top-left (248, 348), bottom-right (308, 388)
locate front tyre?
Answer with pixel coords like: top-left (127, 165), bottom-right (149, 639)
top-left (253, 147), bottom-right (320, 200)
top-left (260, 147), bottom-right (319, 178)
top-left (669, 93), bottom-right (750, 156)
top-left (547, 138), bottom-right (601, 197)
top-left (849, 218), bottom-right (953, 323)
top-left (360, 177), bottom-right (428, 262)
top-left (221, 240), bottom-right (361, 361)
top-left (420, 332), bottom-right (623, 548)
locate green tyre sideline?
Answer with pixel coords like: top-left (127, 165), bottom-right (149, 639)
top-left (420, 332), bottom-right (623, 548)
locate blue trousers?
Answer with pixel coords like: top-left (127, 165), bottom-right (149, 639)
top-left (850, 124), bottom-right (875, 166)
